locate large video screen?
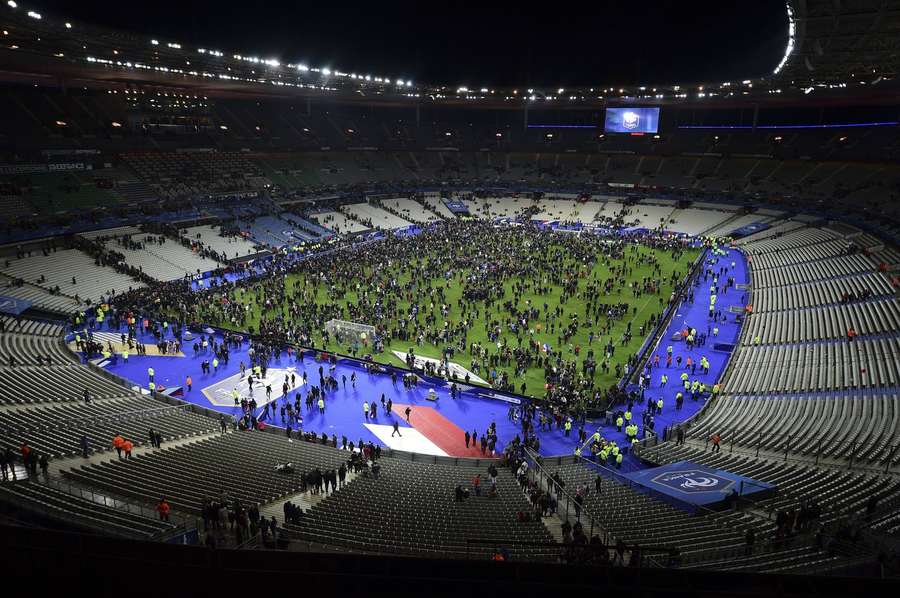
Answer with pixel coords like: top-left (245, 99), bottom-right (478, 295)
top-left (604, 107), bottom-right (661, 134)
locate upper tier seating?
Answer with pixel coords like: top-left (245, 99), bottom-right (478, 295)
top-left (121, 152), bottom-right (265, 200)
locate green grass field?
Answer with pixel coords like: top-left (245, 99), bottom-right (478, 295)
top-left (208, 236), bottom-right (699, 397)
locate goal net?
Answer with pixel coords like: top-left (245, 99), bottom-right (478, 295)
top-left (324, 319), bottom-right (377, 349)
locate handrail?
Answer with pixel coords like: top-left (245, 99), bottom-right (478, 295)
top-left (521, 447), bottom-right (610, 546)
top-left (643, 422), bottom-right (900, 474)
top-left (33, 473), bottom-right (194, 540)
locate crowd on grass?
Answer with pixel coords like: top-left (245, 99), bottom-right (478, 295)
top-left (94, 220), bottom-right (695, 419)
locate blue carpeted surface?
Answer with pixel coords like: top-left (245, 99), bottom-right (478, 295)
top-left (85, 244), bottom-right (748, 465)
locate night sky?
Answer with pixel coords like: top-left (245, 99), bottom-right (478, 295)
top-left (29, 0), bottom-right (789, 87)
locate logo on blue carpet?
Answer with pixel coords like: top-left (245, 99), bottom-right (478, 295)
top-left (651, 469), bottom-right (734, 494)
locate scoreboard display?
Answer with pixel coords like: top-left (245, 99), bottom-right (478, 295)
top-left (604, 107), bottom-right (661, 134)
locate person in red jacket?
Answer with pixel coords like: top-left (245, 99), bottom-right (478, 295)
top-left (112, 434), bottom-right (125, 459)
top-left (156, 497), bottom-right (170, 522)
top-left (122, 439), bottom-right (133, 460)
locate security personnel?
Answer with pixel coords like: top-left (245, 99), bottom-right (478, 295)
top-left (624, 409), bottom-right (632, 423)
top-left (660, 374), bottom-right (668, 386)
top-left (148, 381), bottom-right (156, 394)
top-left (615, 451), bottom-right (623, 469)
top-left (656, 398), bottom-right (664, 414)
top-left (148, 367), bottom-right (155, 382)
top-left (122, 350), bottom-right (129, 363)
top-left (564, 419), bottom-right (572, 437)
top-left (615, 415), bottom-right (623, 433)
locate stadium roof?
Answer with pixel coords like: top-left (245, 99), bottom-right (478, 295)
top-left (0, 1), bottom-right (897, 107)
top-left (776, 0), bottom-right (900, 84)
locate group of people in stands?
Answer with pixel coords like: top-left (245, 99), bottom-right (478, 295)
top-left (0, 443), bottom-right (48, 481)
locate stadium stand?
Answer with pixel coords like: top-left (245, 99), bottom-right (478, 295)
top-left (61, 431), bottom-right (349, 513)
top-left (0, 480), bottom-right (178, 539)
top-left (311, 210), bottom-right (369, 234)
top-left (342, 202), bottom-right (413, 230)
top-left (181, 225), bottom-right (259, 259)
top-left (0, 277), bottom-right (83, 314)
top-left (1, 3), bottom-right (900, 584)
top-left (378, 197), bottom-right (442, 223)
top-left (0, 249), bottom-right (143, 303)
top-left (286, 455), bottom-right (556, 560)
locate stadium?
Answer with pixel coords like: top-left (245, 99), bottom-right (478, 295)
top-left (0, 0), bottom-right (899, 593)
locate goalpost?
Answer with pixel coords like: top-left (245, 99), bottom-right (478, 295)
top-left (324, 319), bottom-right (377, 350)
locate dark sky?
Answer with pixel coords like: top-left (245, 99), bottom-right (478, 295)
top-left (31, 0), bottom-right (789, 87)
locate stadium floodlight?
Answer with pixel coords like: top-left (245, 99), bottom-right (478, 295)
top-left (364, 75), bottom-right (371, 81)
top-left (151, 39), bottom-right (159, 45)
top-left (773, 2), bottom-right (795, 74)
top-left (167, 42), bottom-right (181, 49)
top-left (322, 67), bottom-right (331, 75)
top-left (26, 10), bottom-right (40, 19)
top-left (803, 86), bottom-right (813, 94)
top-left (297, 64), bottom-right (309, 71)
top-left (65, 22), bottom-right (72, 28)
top-left (397, 79), bottom-right (404, 85)
top-left (406, 81), bottom-right (412, 87)
top-left (557, 88), bottom-right (564, 94)
top-left (7, 1), bottom-right (16, 8)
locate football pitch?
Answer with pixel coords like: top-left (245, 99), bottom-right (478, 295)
top-left (212, 235), bottom-right (700, 397)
